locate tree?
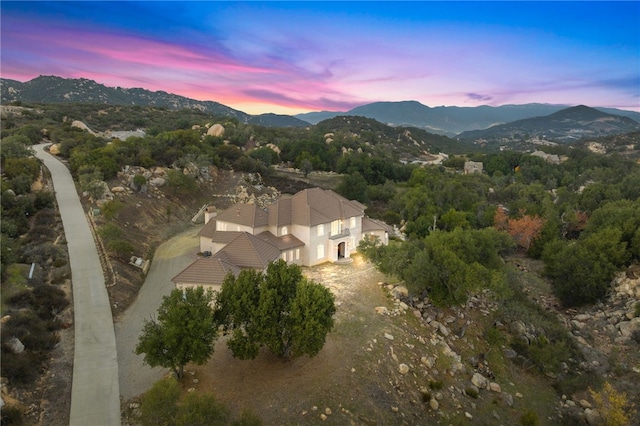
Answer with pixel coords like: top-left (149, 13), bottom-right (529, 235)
top-left (336, 171), bottom-right (368, 204)
top-left (78, 168), bottom-right (105, 201)
top-left (136, 287), bottom-right (217, 379)
top-left (216, 260), bottom-right (336, 361)
top-left (300, 158), bottom-right (313, 178)
top-left (543, 228), bottom-right (629, 306)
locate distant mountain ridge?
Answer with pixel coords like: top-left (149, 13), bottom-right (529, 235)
top-left (3, 75), bottom-right (639, 135)
top-left (0, 76), bottom-right (310, 128)
top-left (457, 105), bottom-right (640, 142)
top-left (297, 101), bottom-right (640, 136)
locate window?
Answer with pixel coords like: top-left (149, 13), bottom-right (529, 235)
top-left (288, 251), bottom-right (293, 261)
top-left (331, 220), bottom-right (341, 236)
top-left (217, 222), bottom-right (226, 231)
top-left (295, 249), bottom-right (300, 260)
top-left (317, 244), bottom-right (325, 259)
top-left (281, 252), bottom-right (287, 261)
top-left (350, 217), bottom-right (356, 229)
top-left (317, 224), bottom-right (324, 237)
top-left (281, 226), bottom-right (288, 235)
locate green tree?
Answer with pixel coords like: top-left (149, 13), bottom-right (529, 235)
top-left (78, 168), bottom-right (105, 200)
top-left (136, 287), bottom-right (217, 378)
top-left (543, 228), bottom-right (629, 306)
top-left (216, 260), bottom-right (336, 360)
top-left (336, 171), bottom-right (368, 204)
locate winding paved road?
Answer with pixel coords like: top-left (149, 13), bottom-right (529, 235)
top-left (34, 144), bottom-right (120, 426)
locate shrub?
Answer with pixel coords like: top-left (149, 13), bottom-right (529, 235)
top-left (176, 392), bottom-right (229, 426)
top-left (0, 350), bottom-right (47, 385)
top-left (231, 410), bottom-right (263, 426)
top-left (138, 378), bottom-right (180, 426)
top-left (107, 239), bottom-right (135, 260)
top-left (520, 409), bottom-right (539, 426)
top-left (429, 380), bottom-right (444, 390)
top-left (465, 387), bottom-right (479, 399)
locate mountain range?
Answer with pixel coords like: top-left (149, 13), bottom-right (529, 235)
top-left (2, 75), bottom-right (639, 139)
top-left (457, 105), bottom-right (640, 143)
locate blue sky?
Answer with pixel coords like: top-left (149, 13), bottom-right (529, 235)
top-left (1, 1), bottom-right (639, 114)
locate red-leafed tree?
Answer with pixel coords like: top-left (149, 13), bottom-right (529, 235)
top-left (495, 208), bottom-right (545, 253)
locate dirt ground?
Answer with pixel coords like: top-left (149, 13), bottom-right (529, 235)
top-left (193, 258), bottom-right (396, 425)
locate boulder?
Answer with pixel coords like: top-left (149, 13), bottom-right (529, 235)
top-left (49, 144), bottom-right (61, 155)
top-left (391, 285), bottom-right (409, 299)
top-left (617, 317), bottom-right (640, 338)
top-left (489, 382), bottom-right (502, 393)
top-left (5, 337), bottom-right (24, 354)
top-left (429, 399), bottom-right (439, 410)
top-left (111, 186), bottom-right (126, 193)
top-left (471, 373), bottom-right (489, 389)
top-left (207, 123), bottom-right (225, 137)
top-left (149, 177), bottom-right (166, 187)
top-left (584, 408), bottom-right (601, 425)
top-left (398, 364), bottom-right (410, 375)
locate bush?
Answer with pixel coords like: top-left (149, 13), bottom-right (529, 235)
top-left (0, 403), bottom-right (25, 425)
top-left (138, 378), bottom-right (180, 426)
top-left (520, 409), bottom-right (539, 426)
top-left (429, 380), bottom-right (444, 390)
top-left (231, 410), bottom-right (263, 426)
top-left (465, 387), bottom-right (479, 398)
top-left (107, 239), bottom-right (135, 260)
top-left (0, 350), bottom-right (47, 385)
top-left (176, 393), bottom-right (229, 426)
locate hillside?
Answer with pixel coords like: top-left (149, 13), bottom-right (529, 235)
top-left (458, 105), bottom-right (640, 143)
top-left (0, 76), bottom-right (309, 128)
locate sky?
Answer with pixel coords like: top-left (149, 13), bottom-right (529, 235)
top-left (1, 1), bottom-right (639, 115)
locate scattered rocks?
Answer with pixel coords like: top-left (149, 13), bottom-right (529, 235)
top-left (471, 373), bottom-right (489, 389)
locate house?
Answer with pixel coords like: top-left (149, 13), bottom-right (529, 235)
top-left (463, 161), bottom-right (483, 174)
top-left (530, 150), bottom-right (560, 165)
top-left (173, 187), bottom-right (391, 292)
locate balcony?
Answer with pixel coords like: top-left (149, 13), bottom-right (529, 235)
top-left (329, 227), bottom-right (350, 240)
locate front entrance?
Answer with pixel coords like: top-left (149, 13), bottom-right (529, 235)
top-left (337, 242), bottom-right (346, 260)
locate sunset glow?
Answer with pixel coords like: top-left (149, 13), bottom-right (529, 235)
top-left (2, 1), bottom-right (639, 114)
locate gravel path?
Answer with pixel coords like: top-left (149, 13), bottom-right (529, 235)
top-left (115, 226), bottom-right (201, 401)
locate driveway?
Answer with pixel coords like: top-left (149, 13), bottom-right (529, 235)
top-left (115, 227), bottom-right (201, 400)
top-left (33, 144), bottom-right (120, 426)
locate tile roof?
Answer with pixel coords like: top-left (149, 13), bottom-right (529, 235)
top-left (289, 188), bottom-right (365, 226)
top-left (198, 219), bottom-right (218, 238)
top-left (171, 257), bottom-right (240, 286)
top-left (215, 203), bottom-right (269, 228)
top-left (255, 231), bottom-right (305, 250)
top-left (212, 232), bottom-right (281, 269)
top-left (362, 217), bottom-right (393, 233)
top-left (211, 231), bottom-right (243, 244)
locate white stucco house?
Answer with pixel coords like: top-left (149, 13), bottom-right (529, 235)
top-left (172, 187), bottom-right (391, 292)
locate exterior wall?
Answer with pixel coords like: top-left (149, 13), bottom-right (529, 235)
top-left (175, 283), bottom-right (222, 299)
top-left (199, 236), bottom-right (214, 253)
top-left (211, 241), bottom-right (227, 255)
top-left (216, 221), bottom-right (253, 233)
top-left (363, 230), bottom-right (389, 246)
